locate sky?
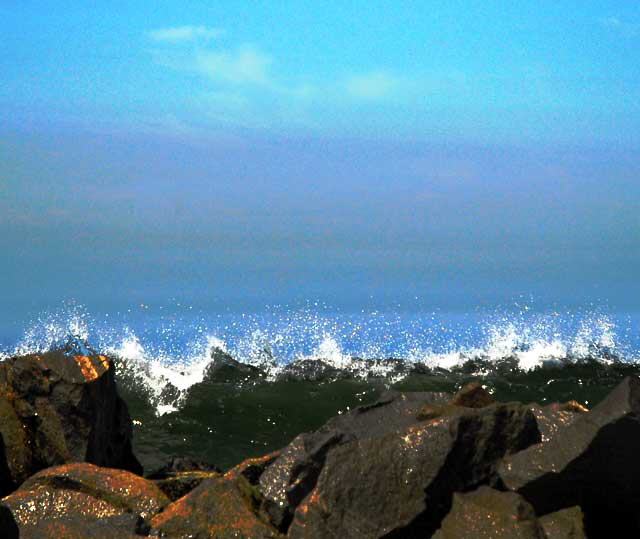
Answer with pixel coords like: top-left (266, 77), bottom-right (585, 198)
top-left (1, 1), bottom-right (639, 325)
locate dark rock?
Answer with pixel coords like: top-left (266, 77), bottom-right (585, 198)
top-left (18, 462), bottom-right (169, 519)
top-left (203, 347), bottom-right (267, 383)
top-left (277, 359), bottom-right (344, 382)
top-left (225, 450), bottom-right (281, 485)
top-left (0, 351), bottom-right (142, 497)
top-left (259, 391), bottom-right (452, 531)
top-left (528, 401), bottom-right (588, 443)
top-left (0, 463), bottom-right (167, 538)
top-left (287, 401), bottom-right (540, 538)
top-left (450, 381), bottom-right (495, 408)
top-left (432, 486), bottom-right (546, 538)
top-left (539, 506), bottom-right (586, 539)
top-left (147, 456), bottom-right (223, 501)
top-left (149, 475), bottom-right (284, 538)
top-left (499, 376), bottom-right (640, 537)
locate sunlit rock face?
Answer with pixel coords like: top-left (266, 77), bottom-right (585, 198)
top-left (0, 350), bottom-right (142, 496)
top-left (0, 462), bottom-right (168, 538)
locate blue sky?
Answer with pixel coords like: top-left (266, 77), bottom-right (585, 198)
top-left (2, 1), bottom-right (639, 143)
top-left (1, 2), bottom-right (639, 321)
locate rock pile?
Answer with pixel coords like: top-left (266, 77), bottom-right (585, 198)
top-left (2, 349), bottom-right (639, 537)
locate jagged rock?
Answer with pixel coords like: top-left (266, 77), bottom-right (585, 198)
top-left (149, 475), bottom-right (283, 538)
top-left (203, 347), bottom-right (267, 383)
top-left (259, 391), bottom-right (452, 531)
top-left (499, 376), bottom-right (640, 537)
top-left (276, 359), bottom-right (343, 382)
top-left (147, 457), bottom-right (222, 501)
top-left (225, 450), bottom-right (281, 485)
top-left (528, 401), bottom-right (588, 443)
top-left (539, 506), bottom-right (586, 539)
top-left (0, 351), bottom-right (142, 496)
top-left (451, 381), bottom-right (495, 408)
top-left (287, 401), bottom-right (539, 538)
top-left (432, 487), bottom-right (546, 538)
top-left (0, 463), bottom-right (167, 538)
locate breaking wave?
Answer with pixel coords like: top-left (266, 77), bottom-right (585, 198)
top-left (1, 301), bottom-right (638, 415)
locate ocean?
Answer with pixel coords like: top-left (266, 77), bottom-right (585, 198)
top-left (1, 298), bottom-right (638, 472)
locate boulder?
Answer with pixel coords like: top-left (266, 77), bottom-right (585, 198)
top-left (287, 402), bottom-right (539, 538)
top-left (0, 351), bottom-right (142, 496)
top-left (147, 457), bottom-right (222, 501)
top-left (203, 347), bottom-right (267, 384)
top-left (149, 475), bottom-right (283, 538)
top-left (499, 376), bottom-right (640, 537)
top-left (432, 487), bottom-right (546, 539)
top-left (259, 391), bottom-right (452, 530)
top-left (0, 463), bottom-right (167, 538)
top-left (539, 506), bottom-right (586, 539)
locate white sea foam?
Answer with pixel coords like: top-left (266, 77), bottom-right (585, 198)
top-left (3, 303), bottom-right (636, 415)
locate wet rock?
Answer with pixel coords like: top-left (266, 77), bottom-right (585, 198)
top-left (432, 487), bottom-right (546, 539)
top-left (147, 457), bottom-right (222, 501)
top-left (287, 402), bottom-right (539, 538)
top-left (277, 359), bottom-right (343, 382)
top-left (203, 347), bottom-right (267, 383)
top-left (225, 450), bottom-right (281, 485)
top-left (0, 463), bottom-right (167, 538)
top-left (259, 391), bottom-right (452, 530)
top-left (539, 506), bottom-right (586, 539)
top-left (19, 462), bottom-right (169, 519)
top-left (528, 400), bottom-right (588, 443)
top-left (499, 376), bottom-right (640, 537)
top-left (450, 381), bottom-right (495, 408)
top-left (0, 351), bottom-right (142, 496)
top-left (149, 475), bottom-right (283, 538)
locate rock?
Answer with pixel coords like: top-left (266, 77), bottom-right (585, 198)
top-left (276, 359), bottom-right (344, 382)
top-left (19, 462), bottom-right (169, 518)
top-left (432, 487), bottom-right (546, 538)
top-left (528, 401), bottom-right (588, 443)
top-left (539, 506), bottom-right (586, 539)
top-left (0, 351), bottom-right (142, 496)
top-left (0, 463), bottom-right (167, 538)
top-left (450, 382), bottom-right (495, 408)
top-left (225, 450), bottom-right (281, 485)
top-left (203, 347), bottom-right (267, 384)
top-left (149, 475), bottom-right (284, 538)
top-left (499, 376), bottom-right (640, 537)
top-left (147, 457), bottom-right (222, 501)
top-left (287, 401), bottom-right (539, 538)
top-left (259, 391), bottom-right (452, 531)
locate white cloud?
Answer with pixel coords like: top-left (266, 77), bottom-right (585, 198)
top-left (345, 71), bottom-right (400, 99)
top-left (147, 25), bottom-right (224, 43)
top-left (598, 16), bottom-right (639, 36)
top-left (194, 45), bottom-right (273, 85)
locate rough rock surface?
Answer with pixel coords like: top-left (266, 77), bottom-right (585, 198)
top-left (0, 463), bottom-right (167, 538)
top-left (149, 475), bottom-right (284, 538)
top-left (259, 391), bottom-right (452, 530)
top-left (147, 457), bottom-right (222, 501)
top-left (499, 376), bottom-right (640, 536)
top-left (539, 506), bottom-right (586, 539)
top-left (432, 487), bottom-right (547, 539)
top-left (0, 351), bottom-right (142, 496)
top-left (203, 347), bottom-right (268, 383)
top-left (287, 401), bottom-right (539, 538)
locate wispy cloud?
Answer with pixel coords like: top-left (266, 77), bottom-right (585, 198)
top-left (147, 25), bottom-right (224, 43)
top-left (345, 71), bottom-right (401, 99)
top-left (598, 16), bottom-right (639, 37)
top-left (194, 45), bottom-right (273, 85)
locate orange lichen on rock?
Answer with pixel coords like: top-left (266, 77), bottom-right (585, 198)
top-left (72, 355), bottom-right (109, 382)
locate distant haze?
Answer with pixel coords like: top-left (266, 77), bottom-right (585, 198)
top-left (1, 2), bottom-right (639, 325)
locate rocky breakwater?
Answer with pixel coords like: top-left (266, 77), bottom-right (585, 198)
top-left (2, 347), bottom-right (640, 538)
